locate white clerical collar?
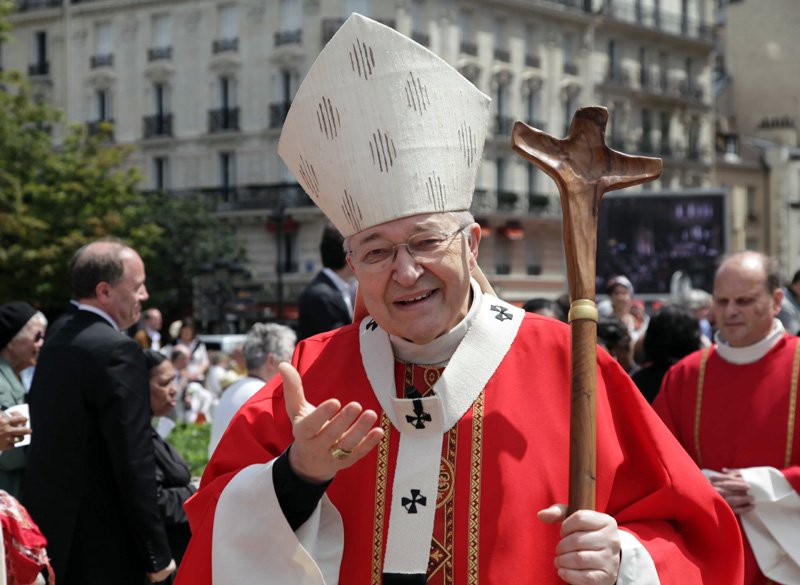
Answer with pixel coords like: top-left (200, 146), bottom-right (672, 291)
top-left (714, 319), bottom-right (785, 365)
top-left (389, 279), bottom-right (482, 365)
top-left (77, 303), bottom-right (119, 330)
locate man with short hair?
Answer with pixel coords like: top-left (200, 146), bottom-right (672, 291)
top-left (176, 15), bottom-right (741, 585)
top-left (135, 307), bottom-right (164, 350)
top-left (24, 239), bottom-right (175, 584)
top-left (208, 323), bottom-right (296, 456)
top-left (297, 224), bottom-right (355, 340)
top-left (655, 251), bottom-right (800, 585)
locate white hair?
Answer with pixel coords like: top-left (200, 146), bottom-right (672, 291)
top-left (244, 323), bottom-right (297, 371)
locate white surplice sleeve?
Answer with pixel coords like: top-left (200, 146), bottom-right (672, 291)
top-left (212, 461), bottom-right (343, 585)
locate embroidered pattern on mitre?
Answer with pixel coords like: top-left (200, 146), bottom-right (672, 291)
top-left (277, 13), bottom-right (491, 237)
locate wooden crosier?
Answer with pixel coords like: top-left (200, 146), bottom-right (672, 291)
top-left (512, 106), bottom-right (662, 514)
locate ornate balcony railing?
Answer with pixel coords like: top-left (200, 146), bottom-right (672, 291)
top-left (212, 38), bottom-right (239, 54)
top-left (208, 107), bottom-right (240, 133)
top-left (90, 54), bottom-right (113, 68)
top-left (148, 46), bottom-right (172, 61)
top-left (143, 114), bottom-right (173, 138)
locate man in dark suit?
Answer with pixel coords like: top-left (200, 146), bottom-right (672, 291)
top-left (24, 239), bottom-right (175, 584)
top-left (297, 224), bottom-right (354, 340)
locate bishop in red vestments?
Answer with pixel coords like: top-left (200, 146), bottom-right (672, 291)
top-left (655, 251), bottom-right (800, 585)
top-left (177, 14), bottom-right (743, 585)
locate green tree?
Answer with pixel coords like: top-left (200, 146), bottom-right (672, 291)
top-left (0, 69), bottom-right (241, 318)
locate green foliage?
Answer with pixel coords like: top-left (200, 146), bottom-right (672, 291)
top-left (0, 70), bottom-right (241, 316)
top-left (166, 421), bottom-right (211, 478)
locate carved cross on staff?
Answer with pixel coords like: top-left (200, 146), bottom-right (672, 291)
top-left (512, 106), bottom-right (662, 514)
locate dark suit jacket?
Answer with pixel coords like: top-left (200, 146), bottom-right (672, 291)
top-left (23, 310), bottom-right (171, 585)
top-left (297, 270), bottom-right (352, 340)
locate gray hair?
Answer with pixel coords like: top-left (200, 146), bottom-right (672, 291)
top-left (12, 311), bottom-right (48, 342)
top-left (244, 323), bottom-right (297, 371)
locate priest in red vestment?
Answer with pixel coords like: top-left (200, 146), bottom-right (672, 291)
top-left (176, 13), bottom-right (743, 585)
top-left (655, 251), bottom-right (800, 585)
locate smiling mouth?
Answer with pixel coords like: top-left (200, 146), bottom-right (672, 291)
top-left (396, 290), bottom-right (435, 305)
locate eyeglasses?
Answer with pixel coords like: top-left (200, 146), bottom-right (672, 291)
top-left (348, 224), bottom-right (470, 273)
top-left (33, 332), bottom-right (45, 343)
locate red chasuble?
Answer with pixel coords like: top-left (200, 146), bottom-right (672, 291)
top-left (178, 314), bottom-right (742, 584)
top-left (654, 335), bottom-right (800, 585)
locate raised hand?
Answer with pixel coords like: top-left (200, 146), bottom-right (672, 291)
top-left (280, 362), bottom-right (384, 484)
top-left (539, 504), bottom-right (621, 585)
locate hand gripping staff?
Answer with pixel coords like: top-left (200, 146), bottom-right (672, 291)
top-left (512, 107), bottom-right (662, 514)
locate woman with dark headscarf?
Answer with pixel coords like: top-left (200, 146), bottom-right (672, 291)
top-left (0, 301), bottom-right (45, 496)
top-left (143, 349), bottom-right (196, 580)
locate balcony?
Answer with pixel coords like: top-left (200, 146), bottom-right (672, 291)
top-left (197, 183), bottom-right (315, 213)
top-left (90, 53), bottom-right (113, 68)
top-left (86, 119), bottom-right (114, 140)
top-left (609, 135), bottom-right (627, 150)
top-left (269, 102), bottom-right (291, 129)
top-left (148, 46), bottom-right (172, 61)
top-left (412, 31), bottom-right (429, 47)
top-left (322, 18), bottom-right (345, 44)
top-left (460, 41), bottom-right (478, 56)
top-left (143, 114), bottom-right (173, 139)
top-left (638, 137), bottom-right (656, 155)
top-left (563, 62), bottom-right (579, 76)
top-left (495, 115), bottom-right (515, 137)
top-left (601, 0), bottom-right (713, 43)
top-left (212, 38), bottom-right (239, 54)
top-left (16, 0), bottom-right (61, 10)
top-left (275, 29), bottom-right (302, 46)
top-left (525, 54), bottom-right (541, 68)
top-left (28, 62), bottom-right (49, 77)
top-left (605, 66), bottom-right (630, 86)
top-left (494, 48), bottom-right (510, 63)
top-left (526, 119), bottom-right (546, 131)
top-left (208, 107), bottom-right (240, 133)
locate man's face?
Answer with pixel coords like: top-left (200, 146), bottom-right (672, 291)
top-left (610, 285), bottom-right (631, 312)
top-left (712, 257), bottom-right (782, 348)
top-left (148, 310), bottom-right (163, 330)
top-left (104, 251), bottom-right (149, 330)
top-left (347, 213), bottom-right (480, 344)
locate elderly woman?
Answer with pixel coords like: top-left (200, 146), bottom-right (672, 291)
top-left (143, 349), bottom-right (196, 579)
top-left (0, 301), bottom-right (45, 496)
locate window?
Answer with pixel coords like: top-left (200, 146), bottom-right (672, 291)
top-left (153, 82), bottom-right (170, 116)
top-left (94, 22), bottom-right (112, 56)
top-left (496, 158), bottom-right (506, 193)
top-left (33, 30), bottom-right (47, 66)
top-left (219, 76), bottom-right (237, 109)
top-left (279, 0), bottom-right (301, 31)
top-left (218, 4), bottom-right (238, 40)
top-left (564, 94), bottom-right (576, 135)
top-left (219, 151), bottom-right (236, 193)
top-left (660, 111), bottom-right (671, 154)
top-left (153, 156), bottom-right (170, 191)
top-left (659, 51), bottom-right (668, 89)
top-left (94, 88), bottom-right (112, 122)
top-left (640, 108), bottom-right (652, 152)
top-left (746, 185), bottom-right (757, 220)
top-left (152, 14), bottom-right (171, 48)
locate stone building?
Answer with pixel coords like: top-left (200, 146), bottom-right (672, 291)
top-left (5, 0), bottom-right (717, 321)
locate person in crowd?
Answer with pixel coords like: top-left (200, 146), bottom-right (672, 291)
top-left (143, 349), bottom-right (196, 581)
top-left (603, 275), bottom-right (648, 344)
top-left (684, 288), bottom-right (714, 344)
top-left (597, 316), bottom-right (638, 375)
top-left (171, 345), bottom-right (213, 424)
top-left (135, 307), bottom-right (164, 351)
top-left (23, 238), bottom-right (174, 584)
top-left (522, 297), bottom-right (565, 321)
top-left (297, 224), bottom-right (355, 340)
top-left (208, 323), bottom-right (296, 456)
top-left (175, 319), bottom-right (209, 383)
top-left (0, 302), bottom-right (44, 495)
top-left (175, 15), bottom-right (742, 585)
top-left (778, 268), bottom-right (800, 335)
top-left (204, 351), bottom-right (230, 400)
top-left (655, 251), bottom-right (799, 585)
top-left (630, 304), bottom-right (703, 403)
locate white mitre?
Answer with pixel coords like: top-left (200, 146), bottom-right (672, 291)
top-left (278, 13), bottom-right (491, 237)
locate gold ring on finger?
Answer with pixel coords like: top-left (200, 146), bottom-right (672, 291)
top-left (330, 446), bottom-right (353, 460)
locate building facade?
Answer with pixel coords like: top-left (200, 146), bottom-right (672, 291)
top-left (5, 0), bottom-right (718, 322)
